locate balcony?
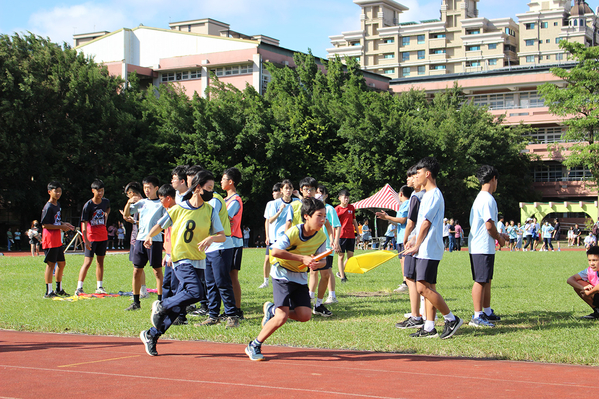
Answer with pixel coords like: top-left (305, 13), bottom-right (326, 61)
top-left (428, 38), bottom-right (446, 48)
top-left (533, 180), bottom-right (597, 198)
top-left (429, 53), bottom-right (447, 61)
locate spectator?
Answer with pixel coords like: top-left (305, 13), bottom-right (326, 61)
top-left (454, 220), bottom-right (463, 252)
top-left (553, 218), bottom-right (561, 252)
top-left (243, 226), bottom-right (250, 248)
top-left (442, 218), bottom-right (449, 250)
top-left (573, 224), bottom-right (582, 247)
top-left (14, 228), bottom-right (22, 251)
top-left (6, 227), bottom-right (13, 251)
top-left (27, 221), bottom-right (42, 257)
top-left (568, 226), bottom-right (575, 247)
top-left (516, 222), bottom-right (523, 251)
top-left (361, 219), bottom-right (372, 250)
top-left (448, 219), bottom-right (456, 252)
top-left (107, 223), bottom-right (117, 250)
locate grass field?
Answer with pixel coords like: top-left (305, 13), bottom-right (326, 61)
top-left (1, 248), bottom-right (597, 365)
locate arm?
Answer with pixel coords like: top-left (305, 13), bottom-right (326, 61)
top-left (42, 222), bottom-right (74, 232)
top-left (353, 219), bottom-right (359, 237)
top-left (270, 248), bottom-right (325, 270)
top-left (264, 218), bottom-right (270, 246)
top-left (404, 219), bottom-right (431, 255)
top-left (403, 220), bottom-right (416, 246)
top-left (268, 203), bottom-right (286, 224)
top-left (123, 195), bottom-right (141, 218)
top-left (198, 231), bottom-right (226, 252)
top-left (143, 223), bottom-right (164, 248)
top-left (81, 221), bottom-right (91, 250)
top-left (486, 219), bottom-right (506, 247)
top-left (376, 210), bottom-right (406, 224)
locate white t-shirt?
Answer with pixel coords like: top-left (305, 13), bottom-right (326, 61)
top-left (468, 191), bottom-right (498, 255)
top-left (414, 187), bottom-right (445, 261)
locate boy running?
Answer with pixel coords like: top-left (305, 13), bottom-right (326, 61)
top-left (335, 189), bottom-right (359, 283)
top-left (41, 181), bottom-right (75, 298)
top-left (245, 197), bottom-right (327, 361)
top-left (76, 179), bottom-right (111, 295)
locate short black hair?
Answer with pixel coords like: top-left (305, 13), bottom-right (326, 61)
top-left (172, 165), bottom-right (188, 181)
top-left (406, 165), bottom-right (417, 177)
top-left (281, 179), bottom-right (293, 189)
top-left (299, 176), bottom-right (318, 189)
top-left (399, 185), bottom-right (413, 198)
top-left (186, 165), bottom-right (204, 177)
top-left (476, 165), bottom-right (499, 186)
top-left (272, 183), bottom-right (282, 192)
top-left (47, 181), bottom-right (62, 191)
top-left (415, 157), bottom-right (440, 179)
top-left (184, 170), bottom-right (215, 201)
top-left (223, 167), bottom-right (241, 187)
top-left (317, 184), bottom-right (329, 197)
top-left (338, 188), bottom-right (350, 197)
top-left (142, 176), bottom-right (160, 187)
top-left (124, 181), bottom-right (142, 196)
top-left (301, 197), bottom-right (326, 222)
top-left (158, 184), bottom-right (176, 199)
top-left (587, 246), bottom-right (599, 256)
top-left (91, 179), bottom-right (104, 190)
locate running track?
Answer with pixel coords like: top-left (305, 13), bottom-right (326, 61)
top-left (0, 330), bottom-right (595, 398)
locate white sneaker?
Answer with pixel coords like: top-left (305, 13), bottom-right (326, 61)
top-left (404, 312), bottom-right (412, 318)
top-left (258, 282), bottom-right (269, 289)
top-left (140, 290), bottom-right (149, 299)
top-left (324, 296), bottom-right (338, 304)
top-left (394, 284), bottom-right (409, 293)
top-left (95, 286), bottom-right (107, 294)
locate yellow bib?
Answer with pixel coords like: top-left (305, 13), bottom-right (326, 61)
top-left (271, 225), bottom-right (326, 273)
top-left (168, 203), bottom-right (213, 262)
top-left (213, 193), bottom-right (231, 237)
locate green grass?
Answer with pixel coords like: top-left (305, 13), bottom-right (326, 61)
top-left (1, 248), bottom-right (597, 365)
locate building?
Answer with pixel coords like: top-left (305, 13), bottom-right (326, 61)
top-left (73, 18), bottom-right (390, 98)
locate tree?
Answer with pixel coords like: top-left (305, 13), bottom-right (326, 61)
top-left (539, 41), bottom-right (599, 216)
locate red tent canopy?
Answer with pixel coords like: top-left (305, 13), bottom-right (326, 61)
top-left (352, 184), bottom-right (401, 212)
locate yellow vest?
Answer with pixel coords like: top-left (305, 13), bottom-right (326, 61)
top-left (291, 200), bottom-right (303, 226)
top-left (213, 193), bottom-right (231, 237)
top-left (168, 203), bottom-right (214, 262)
top-left (272, 225), bottom-right (326, 273)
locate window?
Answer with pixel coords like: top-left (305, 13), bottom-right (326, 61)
top-left (383, 53), bottom-right (394, 59)
top-left (546, 55), bottom-right (551, 60)
top-left (471, 93), bottom-right (514, 109)
top-left (418, 65), bottom-right (425, 75)
top-left (568, 166), bottom-right (592, 180)
top-left (466, 61), bottom-right (481, 67)
top-left (466, 45), bottom-right (481, 51)
top-left (573, 19), bottom-right (578, 26)
top-left (430, 64), bottom-right (446, 70)
top-left (505, 28), bottom-right (515, 36)
top-left (402, 52), bottom-right (410, 61)
top-left (525, 23), bottom-right (535, 29)
top-left (161, 69), bottom-right (202, 82)
top-left (402, 36), bottom-right (410, 46)
top-left (554, 22), bottom-right (558, 26)
top-left (556, 53), bottom-right (564, 60)
top-left (556, 37), bottom-right (563, 44)
top-left (526, 55), bottom-right (535, 63)
top-left (431, 33), bottom-right (446, 39)
top-left (417, 50), bottom-right (425, 59)
top-left (402, 67), bottom-right (410, 77)
top-left (520, 91), bottom-right (544, 108)
top-left (351, 41), bottom-right (361, 46)
top-left (488, 43), bottom-right (497, 50)
top-left (541, 22), bottom-right (548, 29)
top-left (383, 68), bottom-right (395, 75)
top-left (525, 39), bottom-right (535, 46)
top-left (527, 127), bottom-right (565, 144)
top-left (383, 38), bottom-right (395, 44)
top-left (489, 59), bottom-right (497, 65)
top-left (214, 64), bottom-right (253, 77)
top-left (533, 164), bottom-right (563, 182)
top-left (467, 29), bottom-right (480, 35)
top-left (546, 39), bottom-right (550, 43)
top-left (430, 48), bottom-right (447, 54)
top-left (417, 35), bottom-right (425, 44)
top-left (505, 44), bottom-right (516, 52)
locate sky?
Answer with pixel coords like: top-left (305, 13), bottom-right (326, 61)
top-left (0, 1), bottom-right (579, 58)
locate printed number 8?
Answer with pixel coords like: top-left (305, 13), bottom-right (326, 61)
top-left (184, 220), bottom-right (196, 243)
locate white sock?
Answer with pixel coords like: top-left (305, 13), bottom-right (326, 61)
top-left (47, 283), bottom-right (53, 294)
top-left (97, 281), bottom-right (103, 289)
top-left (424, 320), bottom-right (435, 332)
top-left (309, 291), bottom-right (316, 299)
top-left (443, 311), bottom-right (456, 322)
top-left (329, 291), bottom-right (336, 298)
top-left (483, 307), bottom-right (492, 316)
top-left (315, 298), bottom-right (323, 307)
top-left (413, 316), bottom-right (422, 321)
top-left (474, 311), bottom-right (483, 319)
top-left (263, 277), bottom-right (269, 284)
top-left (141, 285), bottom-right (147, 294)
top-left (77, 281), bottom-right (84, 289)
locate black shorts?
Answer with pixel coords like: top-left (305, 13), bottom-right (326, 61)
top-left (44, 247), bottom-right (65, 264)
top-left (265, 246), bottom-right (270, 256)
top-left (397, 243), bottom-right (405, 259)
top-left (339, 238), bottom-right (355, 253)
top-left (509, 238), bottom-right (515, 244)
top-left (231, 246), bottom-right (243, 271)
top-left (403, 254), bottom-right (417, 280)
top-left (272, 278), bottom-right (311, 310)
top-left (470, 253), bottom-right (495, 283)
top-left (314, 255), bottom-right (333, 271)
top-left (130, 240), bottom-right (163, 269)
top-left (84, 240), bottom-right (107, 257)
top-left (415, 258), bottom-right (439, 284)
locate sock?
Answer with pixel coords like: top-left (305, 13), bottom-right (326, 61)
top-left (133, 294), bottom-right (140, 304)
top-left (483, 307), bottom-right (492, 316)
top-left (413, 316), bottom-right (422, 321)
top-left (56, 281), bottom-right (62, 292)
top-left (424, 320), bottom-right (435, 332)
top-left (263, 277), bottom-right (269, 284)
top-left (252, 338), bottom-right (262, 347)
top-left (157, 294), bottom-right (162, 300)
top-left (309, 291), bottom-right (315, 299)
top-left (141, 285), bottom-right (147, 294)
top-left (46, 283), bottom-right (53, 294)
top-left (402, 280), bottom-right (407, 286)
top-left (97, 281), bottom-right (103, 289)
top-left (329, 291), bottom-right (336, 298)
top-left (474, 311), bottom-right (483, 319)
top-left (443, 311), bottom-right (456, 322)
top-left (315, 298), bottom-right (323, 307)
top-left (77, 281), bottom-right (84, 289)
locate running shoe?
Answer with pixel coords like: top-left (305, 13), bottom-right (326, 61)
top-left (395, 317), bottom-right (424, 329)
top-left (95, 286), bottom-right (107, 294)
top-left (313, 304), bottom-right (333, 317)
top-left (409, 328), bottom-right (438, 338)
top-left (245, 342), bottom-right (264, 361)
top-left (440, 316), bottom-right (463, 339)
top-left (262, 302), bottom-right (275, 326)
top-left (468, 316), bottom-right (495, 328)
top-left (140, 330), bottom-right (158, 356)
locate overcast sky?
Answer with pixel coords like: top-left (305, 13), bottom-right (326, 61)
top-left (1, 1), bottom-right (588, 58)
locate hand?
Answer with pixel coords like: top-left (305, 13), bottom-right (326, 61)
top-left (278, 203), bottom-right (287, 212)
top-left (128, 195), bottom-right (142, 204)
top-left (333, 240), bottom-right (341, 253)
top-left (62, 223), bottom-right (75, 231)
top-left (197, 237), bottom-right (213, 253)
top-left (265, 238), bottom-right (270, 246)
top-left (375, 211), bottom-right (388, 220)
top-left (84, 239), bottom-right (92, 251)
top-left (143, 237), bottom-right (153, 249)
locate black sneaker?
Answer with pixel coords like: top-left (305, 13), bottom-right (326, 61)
top-left (43, 291), bottom-right (58, 299)
top-left (440, 316), bottom-right (463, 339)
top-left (151, 300), bottom-right (165, 328)
top-left (581, 310), bottom-right (599, 319)
top-left (186, 304), bottom-right (197, 314)
top-left (75, 288), bottom-right (85, 296)
top-left (409, 328), bottom-right (438, 338)
top-left (482, 309), bottom-right (501, 321)
top-left (341, 277), bottom-right (348, 283)
top-left (313, 304), bottom-right (333, 317)
top-left (395, 317), bottom-right (424, 329)
top-left (55, 289), bottom-right (70, 297)
top-left (139, 330), bottom-right (158, 356)
top-left (172, 316), bottom-right (188, 325)
top-left (236, 308), bottom-right (245, 320)
top-left (125, 302), bottom-right (141, 311)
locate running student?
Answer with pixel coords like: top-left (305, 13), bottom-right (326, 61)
top-left (245, 197), bottom-right (327, 361)
top-left (76, 179), bottom-right (111, 295)
top-left (41, 181), bottom-right (75, 298)
top-left (567, 245), bottom-right (599, 319)
top-left (260, 183), bottom-right (282, 288)
top-left (335, 189), bottom-right (359, 283)
top-left (404, 157), bottom-right (463, 339)
top-left (123, 176), bottom-right (166, 311)
top-left (468, 165), bottom-right (506, 328)
top-left (140, 170), bottom-right (225, 356)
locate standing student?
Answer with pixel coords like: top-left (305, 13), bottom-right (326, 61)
top-left (28, 221), bottom-right (42, 257)
top-left (40, 181), bottom-right (75, 298)
top-left (6, 228), bottom-right (13, 251)
top-left (553, 218), bottom-right (562, 251)
top-left (404, 157), bottom-right (463, 339)
top-left (117, 222), bottom-right (125, 249)
top-left (454, 220), bottom-right (463, 252)
top-left (335, 189), bottom-right (359, 283)
top-left (76, 179), bottom-right (111, 295)
top-left (140, 171), bottom-right (225, 356)
top-left (245, 198), bottom-right (327, 361)
top-left (14, 228), bottom-right (21, 251)
top-left (542, 221), bottom-right (555, 251)
top-left (123, 176), bottom-right (166, 311)
top-left (507, 220), bottom-right (518, 251)
top-left (170, 165), bottom-right (189, 204)
top-left (468, 165), bottom-right (506, 328)
top-left (222, 167), bottom-right (244, 319)
top-left (260, 183), bottom-right (282, 288)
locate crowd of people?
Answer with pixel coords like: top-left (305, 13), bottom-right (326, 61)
top-left (25, 158), bottom-right (599, 361)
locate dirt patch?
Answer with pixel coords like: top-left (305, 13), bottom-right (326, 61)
top-left (348, 291), bottom-right (392, 297)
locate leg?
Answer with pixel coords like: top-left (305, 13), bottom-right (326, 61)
top-left (337, 252), bottom-right (346, 279)
top-left (416, 281), bottom-right (450, 315)
top-left (406, 278), bottom-right (420, 317)
top-left (96, 256), bottom-right (105, 282)
top-left (472, 282), bottom-right (486, 313)
top-left (230, 269), bottom-right (241, 309)
top-left (133, 267), bottom-right (143, 295)
top-left (55, 261), bottom-right (66, 283)
top-left (45, 263), bottom-right (55, 285)
top-left (317, 269), bottom-right (330, 300)
top-left (78, 256), bottom-right (94, 283)
top-left (153, 267), bottom-right (164, 296)
top-left (263, 255), bottom-right (271, 279)
top-left (309, 269), bottom-right (319, 296)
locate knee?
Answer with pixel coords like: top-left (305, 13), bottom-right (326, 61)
top-left (295, 310), bottom-right (312, 322)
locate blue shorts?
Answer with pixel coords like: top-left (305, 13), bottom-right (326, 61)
top-left (415, 258), bottom-right (439, 284)
top-left (84, 240), bottom-right (107, 257)
top-left (397, 243), bottom-right (405, 259)
top-left (470, 254), bottom-right (495, 283)
top-left (130, 240), bottom-right (163, 269)
top-left (403, 254), bottom-right (416, 280)
top-left (44, 246), bottom-right (65, 264)
top-left (272, 278), bottom-right (311, 310)
top-left (314, 255), bottom-right (333, 271)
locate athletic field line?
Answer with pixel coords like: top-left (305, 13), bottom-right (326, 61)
top-left (58, 355), bottom-right (140, 368)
